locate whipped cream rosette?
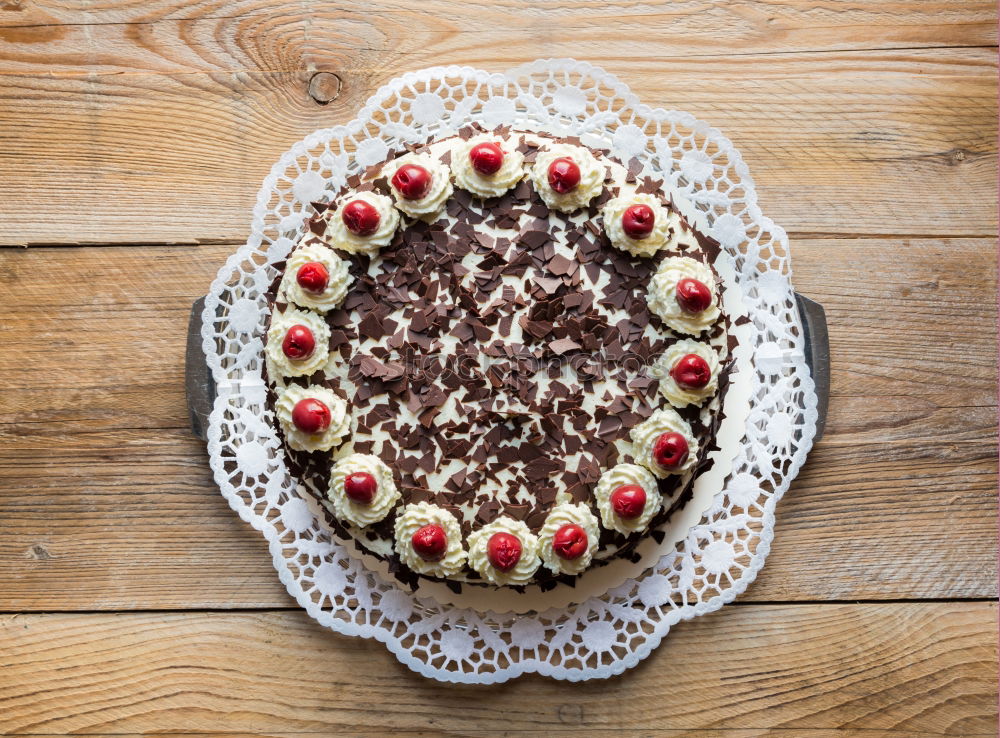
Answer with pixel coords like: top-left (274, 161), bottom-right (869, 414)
top-left (630, 407), bottom-right (699, 480)
top-left (328, 453), bottom-right (400, 527)
top-left (653, 338), bottom-right (723, 407)
top-left (275, 384), bottom-right (350, 452)
top-left (452, 134), bottom-right (526, 198)
top-left (593, 463), bottom-right (662, 534)
top-left (386, 152), bottom-right (453, 220)
top-left (601, 191), bottom-right (674, 257)
top-left (325, 190), bottom-right (400, 254)
top-left (265, 306), bottom-right (331, 379)
top-left (647, 256), bottom-right (721, 335)
top-left (537, 496), bottom-right (601, 576)
top-left (394, 502), bottom-right (467, 578)
top-left (529, 143), bottom-right (605, 212)
top-left (278, 239), bottom-right (353, 311)
top-left (467, 517), bottom-right (541, 585)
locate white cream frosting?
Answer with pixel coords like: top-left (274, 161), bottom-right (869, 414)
top-left (593, 463), bottom-right (662, 534)
top-left (653, 338), bottom-right (722, 407)
top-left (387, 153), bottom-right (453, 221)
top-left (324, 190), bottom-right (400, 254)
top-left (601, 191), bottom-right (673, 257)
top-left (630, 406), bottom-right (699, 479)
top-left (451, 135), bottom-right (526, 198)
top-left (278, 240), bottom-right (353, 312)
top-left (275, 384), bottom-right (350, 452)
top-left (327, 453), bottom-right (400, 527)
top-left (393, 502), bottom-right (467, 577)
top-left (529, 143), bottom-right (605, 212)
top-left (265, 306), bottom-right (331, 379)
top-left (537, 495), bottom-right (601, 576)
top-left (466, 517), bottom-right (541, 585)
top-left (647, 256), bottom-right (721, 335)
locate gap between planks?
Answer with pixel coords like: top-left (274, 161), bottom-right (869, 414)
top-left (1, 598), bottom-right (995, 616)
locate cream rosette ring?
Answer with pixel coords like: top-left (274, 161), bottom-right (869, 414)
top-left (528, 143), bottom-right (605, 212)
top-left (653, 338), bottom-right (723, 408)
top-left (324, 190), bottom-right (400, 254)
top-left (537, 497), bottom-right (601, 576)
top-left (601, 191), bottom-right (673, 258)
top-left (387, 152), bottom-right (453, 220)
top-left (451, 134), bottom-right (525, 198)
top-left (466, 517), bottom-right (542, 586)
top-left (278, 239), bottom-right (353, 312)
top-left (274, 384), bottom-right (350, 452)
top-left (265, 306), bottom-right (331, 379)
top-left (647, 256), bottom-right (722, 335)
top-left (593, 463), bottom-right (662, 534)
top-left (393, 502), bottom-right (467, 578)
top-left (630, 407), bottom-right (699, 480)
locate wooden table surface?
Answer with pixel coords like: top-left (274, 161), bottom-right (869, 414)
top-left (1, 1), bottom-right (997, 735)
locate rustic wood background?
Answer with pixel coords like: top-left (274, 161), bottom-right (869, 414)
top-left (0, 1), bottom-right (997, 735)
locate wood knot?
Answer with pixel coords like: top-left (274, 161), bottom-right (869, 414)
top-left (308, 72), bottom-right (342, 105)
top-left (26, 544), bottom-right (52, 560)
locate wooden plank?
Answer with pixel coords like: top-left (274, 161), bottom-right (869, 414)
top-left (0, 604), bottom-right (995, 735)
top-left (0, 3), bottom-right (995, 244)
top-left (2, 0), bottom-right (995, 48)
top-left (0, 238), bottom-right (994, 609)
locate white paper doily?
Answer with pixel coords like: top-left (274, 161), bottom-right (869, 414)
top-left (201, 59), bottom-right (818, 683)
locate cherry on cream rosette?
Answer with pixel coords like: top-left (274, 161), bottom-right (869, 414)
top-left (537, 494), bottom-right (601, 576)
top-left (466, 517), bottom-right (542, 585)
top-left (630, 407), bottom-right (699, 479)
top-left (452, 134), bottom-right (525, 198)
top-left (328, 453), bottom-right (400, 527)
top-left (387, 152), bottom-right (453, 220)
top-left (325, 190), bottom-right (400, 254)
top-left (393, 502), bottom-right (467, 578)
top-left (278, 238), bottom-right (353, 311)
top-left (647, 256), bottom-right (721, 335)
top-left (274, 384), bottom-right (350, 452)
top-left (601, 190), bottom-right (673, 258)
top-left (265, 306), bottom-right (331, 379)
top-left (528, 143), bottom-right (605, 212)
top-left (593, 463), bottom-right (662, 534)
top-left (653, 338), bottom-right (723, 408)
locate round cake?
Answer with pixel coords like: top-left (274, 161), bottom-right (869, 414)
top-left (262, 124), bottom-right (736, 590)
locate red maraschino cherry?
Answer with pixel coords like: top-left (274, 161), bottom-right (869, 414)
top-left (341, 199), bottom-right (381, 236)
top-left (675, 278), bottom-right (713, 313)
top-left (469, 142), bottom-right (504, 175)
top-left (552, 523), bottom-right (588, 560)
top-left (291, 398), bottom-right (331, 434)
top-left (670, 353), bottom-right (712, 389)
top-left (622, 204), bottom-right (655, 239)
top-left (281, 324), bottom-right (316, 360)
top-left (412, 524), bottom-right (448, 561)
top-left (391, 163), bottom-right (432, 200)
top-left (610, 484), bottom-right (647, 520)
top-left (487, 532), bottom-right (522, 572)
top-left (652, 432), bottom-right (690, 471)
top-left (343, 471), bottom-right (377, 505)
top-left (547, 157), bottom-right (581, 193)
top-left (296, 261), bottom-right (330, 293)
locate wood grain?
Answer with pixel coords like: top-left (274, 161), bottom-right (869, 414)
top-left (0, 1), bottom-right (995, 244)
top-left (0, 238), bottom-right (994, 609)
top-left (0, 603), bottom-right (995, 735)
